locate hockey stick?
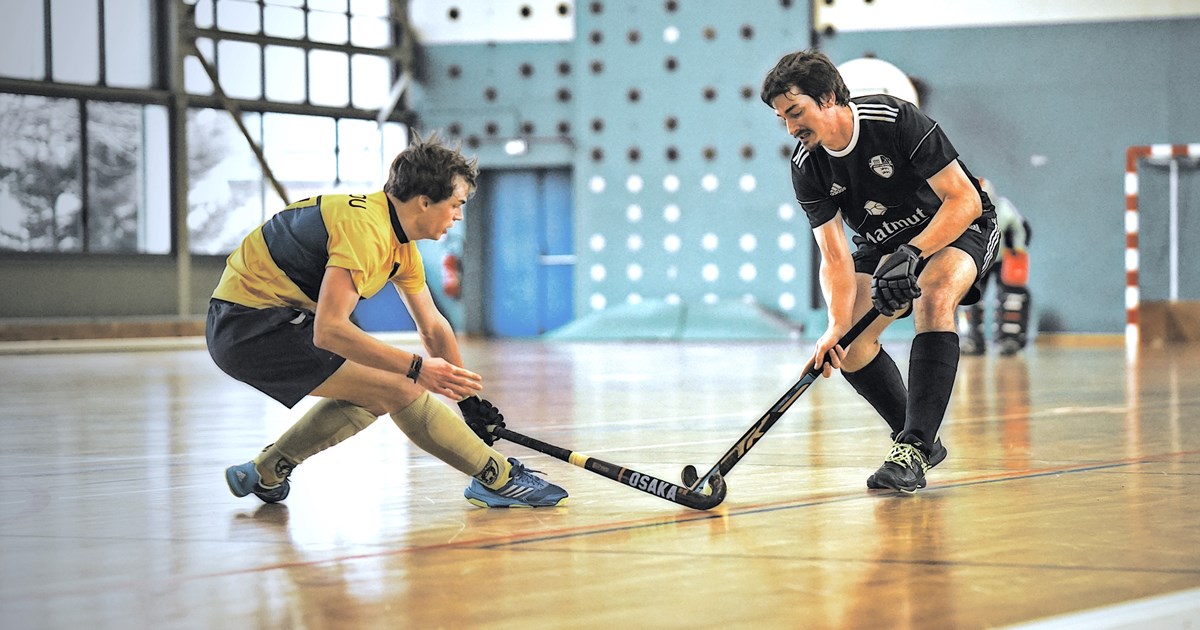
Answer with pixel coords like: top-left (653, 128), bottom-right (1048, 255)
top-left (491, 426), bottom-right (727, 511)
top-left (681, 308), bottom-right (883, 490)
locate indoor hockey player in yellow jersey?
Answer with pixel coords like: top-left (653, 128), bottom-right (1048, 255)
top-left (207, 133), bottom-right (567, 508)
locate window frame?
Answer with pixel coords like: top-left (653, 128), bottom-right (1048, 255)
top-left (0, 0), bottom-right (415, 259)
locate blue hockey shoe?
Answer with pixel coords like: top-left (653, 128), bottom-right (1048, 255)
top-left (464, 458), bottom-right (568, 508)
top-left (225, 460), bottom-right (290, 504)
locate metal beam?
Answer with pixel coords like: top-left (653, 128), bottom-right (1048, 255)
top-left (182, 26), bottom-right (408, 61)
top-left (0, 78), bottom-right (171, 105)
top-left (186, 39), bottom-right (290, 205)
top-left (167, 0), bottom-right (192, 317)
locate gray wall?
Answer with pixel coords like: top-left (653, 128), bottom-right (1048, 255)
top-left (0, 254), bottom-right (224, 319)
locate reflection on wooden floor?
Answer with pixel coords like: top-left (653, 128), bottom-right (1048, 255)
top-left (1, 339), bottom-right (1198, 629)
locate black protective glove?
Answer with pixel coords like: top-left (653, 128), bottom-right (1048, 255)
top-left (871, 243), bottom-right (923, 317)
top-left (458, 396), bottom-right (505, 446)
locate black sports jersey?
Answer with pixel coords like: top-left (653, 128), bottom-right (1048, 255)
top-left (790, 94), bottom-right (994, 249)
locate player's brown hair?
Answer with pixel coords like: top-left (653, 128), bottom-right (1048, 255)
top-left (760, 50), bottom-right (851, 109)
top-left (384, 131), bottom-right (478, 202)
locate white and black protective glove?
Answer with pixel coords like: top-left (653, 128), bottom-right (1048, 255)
top-left (871, 243), bottom-right (923, 317)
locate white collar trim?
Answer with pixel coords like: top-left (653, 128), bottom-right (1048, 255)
top-left (825, 102), bottom-right (859, 158)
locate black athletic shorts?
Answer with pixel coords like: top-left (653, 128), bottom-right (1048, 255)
top-left (206, 299), bottom-right (346, 408)
top-left (851, 216), bottom-right (1000, 308)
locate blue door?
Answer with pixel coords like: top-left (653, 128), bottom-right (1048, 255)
top-left (485, 169), bottom-right (574, 337)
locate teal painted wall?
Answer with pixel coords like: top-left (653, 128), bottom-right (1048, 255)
top-left (821, 18), bottom-right (1200, 333)
top-left (410, 5), bottom-right (1200, 335)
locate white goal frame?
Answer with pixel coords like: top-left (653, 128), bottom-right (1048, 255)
top-left (1124, 143), bottom-right (1200, 350)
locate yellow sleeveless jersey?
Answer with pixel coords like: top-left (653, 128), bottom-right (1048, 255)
top-left (212, 191), bottom-right (426, 310)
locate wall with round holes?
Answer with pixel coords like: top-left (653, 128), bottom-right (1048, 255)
top-left (409, 0), bottom-right (813, 325)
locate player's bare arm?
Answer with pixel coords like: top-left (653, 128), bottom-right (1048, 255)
top-left (810, 214), bottom-right (857, 376)
top-left (396, 283), bottom-right (483, 400)
top-left (398, 283), bottom-right (463, 364)
top-left (313, 266), bottom-right (481, 399)
top-left (907, 160), bottom-right (983, 257)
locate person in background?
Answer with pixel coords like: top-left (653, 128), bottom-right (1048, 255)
top-left (959, 178), bottom-right (1032, 356)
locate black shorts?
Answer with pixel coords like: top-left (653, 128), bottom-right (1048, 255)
top-left (206, 299), bottom-right (346, 408)
top-left (852, 216), bottom-right (1000, 308)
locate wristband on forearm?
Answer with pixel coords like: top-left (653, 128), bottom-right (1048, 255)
top-left (406, 354), bottom-right (423, 382)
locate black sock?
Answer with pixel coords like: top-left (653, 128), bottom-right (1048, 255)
top-left (842, 347), bottom-right (907, 435)
top-left (902, 331), bottom-right (960, 448)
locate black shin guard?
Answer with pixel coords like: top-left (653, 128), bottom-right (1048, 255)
top-left (842, 347), bottom-right (908, 435)
top-left (902, 331), bottom-right (961, 448)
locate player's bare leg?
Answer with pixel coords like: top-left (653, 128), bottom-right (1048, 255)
top-left (228, 360), bottom-right (566, 507)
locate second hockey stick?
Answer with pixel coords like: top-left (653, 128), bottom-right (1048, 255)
top-left (681, 308), bottom-right (883, 490)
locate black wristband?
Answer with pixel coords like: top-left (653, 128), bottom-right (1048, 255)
top-left (406, 354), bottom-right (423, 382)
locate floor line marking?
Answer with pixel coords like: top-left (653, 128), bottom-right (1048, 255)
top-left (8, 449), bottom-right (1195, 603)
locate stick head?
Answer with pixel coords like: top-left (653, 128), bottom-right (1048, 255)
top-left (681, 464), bottom-right (700, 489)
top-left (679, 471), bottom-right (726, 510)
top-left (698, 472), bottom-right (727, 509)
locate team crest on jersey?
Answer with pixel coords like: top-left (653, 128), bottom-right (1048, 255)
top-left (864, 200), bottom-right (888, 216)
top-left (869, 155), bottom-right (895, 178)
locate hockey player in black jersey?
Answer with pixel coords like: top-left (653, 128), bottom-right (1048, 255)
top-left (762, 50), bottom-right (1000, 492)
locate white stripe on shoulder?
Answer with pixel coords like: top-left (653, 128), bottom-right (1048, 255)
top-left (857, 102), bottom-right (900, 114)
top-left (857, 103), bottom-right (898, 125)
top-left (792, 144), bottom-right (811, 170)
top-left (909, 122), bottom-right (940, 160)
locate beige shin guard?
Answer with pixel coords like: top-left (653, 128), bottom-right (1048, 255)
top-left (390, 391), bottom-right (511, 490)
top-left (256, 398), bottom-right (379, 486)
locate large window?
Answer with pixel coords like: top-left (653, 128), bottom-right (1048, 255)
top-left (0, 0), bottom-right (153, 87)
top-left (187, 109), bottom-right (408, 254)
top-left (0, 0), bottom-right (411, 255)
top-left (185, 0), bottom-right (407, 254)
top-left (0, 94), bottom-right (170, 253)
top-left (186, 0), bottom-right (395, 109)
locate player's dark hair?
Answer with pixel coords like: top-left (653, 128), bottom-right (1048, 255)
top-left (760, 50), bottom-right (850, 109)
top-left (384, 131), bottom-right (478, 202)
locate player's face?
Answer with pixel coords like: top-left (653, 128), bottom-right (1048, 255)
top-left (424, 176), bottom-right (469, 239)
top-left (771, 90), bottom-right (833, 150)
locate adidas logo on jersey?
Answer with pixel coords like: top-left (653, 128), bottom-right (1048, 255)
top-left (829, 183), bottom-right (846, 196)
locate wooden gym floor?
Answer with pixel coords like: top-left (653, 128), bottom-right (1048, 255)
top-left (1, 337), bottom-right (1198, 629)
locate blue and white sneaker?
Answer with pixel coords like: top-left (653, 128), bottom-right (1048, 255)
top-left (225, 460), bottom-right (290, 504)
top-left (464, 458), bottom-right (568, 508)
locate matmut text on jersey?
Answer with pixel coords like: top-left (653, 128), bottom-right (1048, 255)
top-left (788, 94), bottom-right (993, 248)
